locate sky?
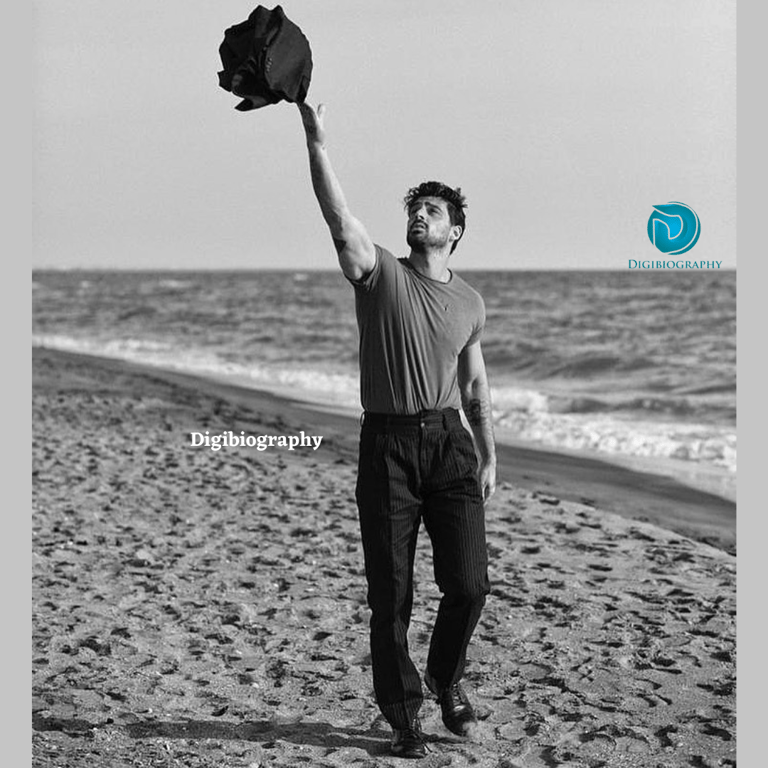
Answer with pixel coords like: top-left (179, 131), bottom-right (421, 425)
top-left (32, 0), bottom-right (736, 270)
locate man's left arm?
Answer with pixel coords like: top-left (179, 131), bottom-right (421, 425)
top-left (457, 341), bottom-right (496, 503)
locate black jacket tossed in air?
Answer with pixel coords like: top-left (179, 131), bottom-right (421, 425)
top-left (218, 5), bottom-right (313, 111)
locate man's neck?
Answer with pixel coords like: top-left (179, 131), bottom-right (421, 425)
top-left (407, 249), bottom-right (452, 283)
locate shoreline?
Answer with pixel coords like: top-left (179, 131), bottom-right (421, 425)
top-left (33, 347), bottom-right (735, 554)
top-left (31, 336), bottom-right (737, 492)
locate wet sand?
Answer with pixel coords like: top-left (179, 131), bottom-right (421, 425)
top-left (32, 348), bottom-right (736, 767)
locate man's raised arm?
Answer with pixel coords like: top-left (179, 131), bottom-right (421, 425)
top-left (298, 102), bottom-right (376, 281)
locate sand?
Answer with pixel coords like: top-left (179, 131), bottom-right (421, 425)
top-left (32, 348), bottom-right (736, 767)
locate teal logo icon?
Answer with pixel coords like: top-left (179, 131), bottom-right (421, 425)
top-left (647, 202), bottom-right (701, 255)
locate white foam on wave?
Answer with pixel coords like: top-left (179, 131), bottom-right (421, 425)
top-left (34, 334), bottom-right (174, 356)
top-left (32, 333), bottom-right (360, 409)
top-left (492, 385), bottom-right (551, 414)
top-left (492, 382), bottom-right (736, 473)
top-left (495, 408), bottom-right (737, 473)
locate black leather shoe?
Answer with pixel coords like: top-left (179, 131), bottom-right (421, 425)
top-left (425, 674), bottom-right (478, 737)
top-left (390, 717), bottom-right (428, 759)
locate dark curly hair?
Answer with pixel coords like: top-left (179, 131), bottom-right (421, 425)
top-left (403, 181), bottom-right (467, 253)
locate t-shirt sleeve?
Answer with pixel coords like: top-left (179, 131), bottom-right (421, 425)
top-left (346, 244), bottom-right (393, 293)
top-left (465, 294), bottom-right (486, 348)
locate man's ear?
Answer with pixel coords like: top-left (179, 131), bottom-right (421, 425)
top-left (450, 225), bottom-right (463, 244)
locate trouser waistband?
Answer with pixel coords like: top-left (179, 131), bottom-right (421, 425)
top-left (361, 408), bottom-right (461, 429)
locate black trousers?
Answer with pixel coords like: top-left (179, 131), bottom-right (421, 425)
top-left (355, 408), bottom-right (490, 729)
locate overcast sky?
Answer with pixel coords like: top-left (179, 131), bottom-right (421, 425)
top-left (32, 0), bottom-right (736, 270)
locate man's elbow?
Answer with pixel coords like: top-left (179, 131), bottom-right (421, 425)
top-left (461, 373), bottom-right (487, 400)
top-left (459, 383), bottom-right (474, 407)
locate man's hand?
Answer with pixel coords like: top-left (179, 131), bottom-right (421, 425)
top-left (478, 458), bottom-right (497, 504)
top-left (298, 101), bottom-right (327, 147)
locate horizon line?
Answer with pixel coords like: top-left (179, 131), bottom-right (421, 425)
top-left (31, 265), bottom-right (737, 273)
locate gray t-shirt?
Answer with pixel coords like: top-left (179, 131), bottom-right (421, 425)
top-left (349, 244), bottom-right (485, 414)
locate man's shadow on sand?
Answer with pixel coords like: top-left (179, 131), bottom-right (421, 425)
top-left (33, 713), bottom-right (458, 757)
top-left (128, 718), bottom-right (391, 755)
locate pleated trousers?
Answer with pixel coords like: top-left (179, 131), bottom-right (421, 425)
top-left (355, 408), bottom-right (490, 729)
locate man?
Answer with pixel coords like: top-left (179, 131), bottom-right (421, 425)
top-left (298, 101), bottom-right (496, 759)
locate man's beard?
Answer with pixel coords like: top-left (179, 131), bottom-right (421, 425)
top-left (407, 227), bottom-right (450, 254)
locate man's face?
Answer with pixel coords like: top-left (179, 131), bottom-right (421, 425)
top-left (406, 196), bottom-right (460, 254)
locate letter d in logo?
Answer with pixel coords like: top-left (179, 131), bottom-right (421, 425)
top-left (647, 202), bottom-right (701, 255)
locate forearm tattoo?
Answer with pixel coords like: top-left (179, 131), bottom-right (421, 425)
top-left (464, 392), bottom-right (496, 466)
top-left (465, 397), bottom-right (486, 426)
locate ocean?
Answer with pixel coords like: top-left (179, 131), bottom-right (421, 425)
top-left (32, 269), bottom-right (736, 494)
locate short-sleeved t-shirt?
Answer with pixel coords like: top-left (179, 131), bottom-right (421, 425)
top-left (349, 244), bottom-right (485, 414)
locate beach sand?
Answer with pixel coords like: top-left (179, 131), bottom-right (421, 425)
top-left (32, 348), bottom-right (736, 767)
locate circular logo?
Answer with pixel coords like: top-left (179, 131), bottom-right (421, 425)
top-left (647, 202), bottom-right (701, 255)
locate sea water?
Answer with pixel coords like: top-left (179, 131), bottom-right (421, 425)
top-left (33, 269), bottom-right (736, 493)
